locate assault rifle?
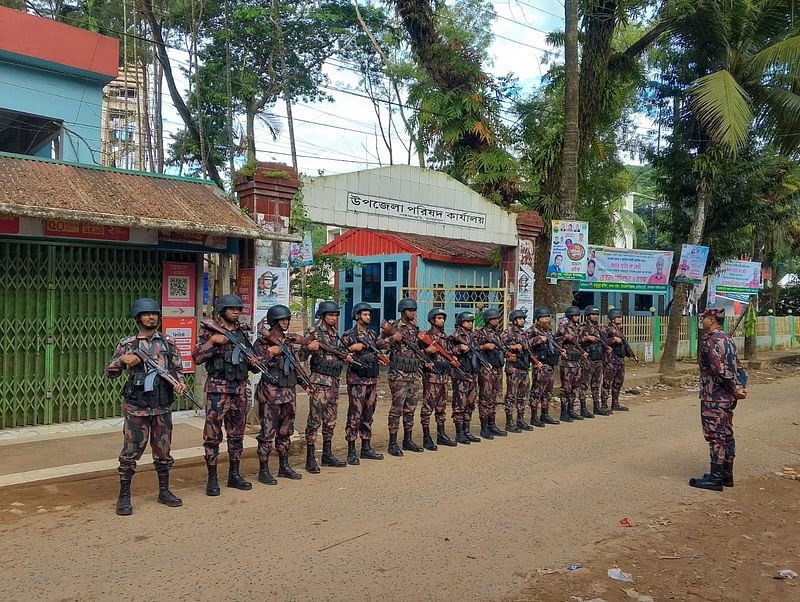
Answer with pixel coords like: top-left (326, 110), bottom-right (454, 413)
top-left (603, 326), bottom-right (639, 363)
top-left (132, 348), bottom-right (203, 411)
top-left (265, 331), bottom-right (328, 395)
top-left (418, 331), bottom-right (468, 378)
top-left (201, 319), bottom-right (278, 384)
top-left (352, 333), bottom-right (390, 366)
top-left (304, 329), bottom-right (366, 369)
top-left (380, 320), bottom-right (434, 373)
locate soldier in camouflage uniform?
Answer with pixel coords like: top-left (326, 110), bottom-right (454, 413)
top-left (556, 306), bottom-right (589, 422)
top-left (474, 307), bottom-right (507, 440)
top-left (420, 308), bottom-right (458, 450)
top-left (502, 309), bottom-right (540, 432)
top-left (689, 308), bottom-right (747, 491)
top-left (601, 309), bottom-right (638, 413)
top-left (192, 294), bottom-right (255, 496)
top-left (449, 312), bottom-right (482, 444)
top-left (526, 307), bottom-right (562, 427)
top-left (302, 301), bottom-right (351, 474)
top-left (253, 304), bottom-right (304, 483)
top-left (341, 302), bottom-right (389, 464)
top-left (106, 298), bottom-right (185, 516)
top-left (578, 305), bottom-right (610, 417)
top-left (379, 298), bottom-right (431, 456)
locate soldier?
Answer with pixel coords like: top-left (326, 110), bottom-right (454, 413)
top-left (689, 308), bottom-right (747, 491)
top-left (527, 307), bottom-right (562, 427)
top-left (420, 308), bottom-right (458, 450)
top-left (105, 298), bottom-right (185, 516)
top-left (578, 305), bottom-right (610, 417)
top-left (302, 301), bottom-right (350, 474)
top-left (601, 308), bottom-right (638, 413)
top-left (192, 294), bottom-right (254, 496)
top-left (474, 307), bottom-right (507, 439)
top-left (449, 312), bottom-right (482, 444)
top-left (379, 298), bottom-right (429, 456)
top-left (253, 304), bottom-right (304, 483)
top-left (502, 309), bottom-right (539, 432)
top-left (556, 306), bottom-right (589, 422)
top-left (341, 302), bottom-right (388, 464)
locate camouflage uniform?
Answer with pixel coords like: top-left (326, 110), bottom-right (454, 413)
top-left (421, 328), bottom-right (452, 429)
top-left (192, 320), bottom-right (252, 466)
top-left (578, 321), bottom-right (607, 414)
top-left (555, 321), bottom-right (585, 419)
top-left (502, 324), bottom-right (530, 417)
top-left (380, 320), bottom-right (423, 434)
top-left (601, 323), bottom-right (635, 410)
top-left (698, 329), bottom-right (743, 465)
top-left (341, 326), bottom-right (386, 442)
top-left (473, 324), bottom-right (505, 419)
top-left (527, 325), bottom-right (559, 421)
top-left (106, 331), bottom-right (183, 474)
top-left (304, 323), bottom-right (345, 446)
top-left (449, 326), bottom-right (479, 429)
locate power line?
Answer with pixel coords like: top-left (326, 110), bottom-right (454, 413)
top-left (508, 0), bottom-right (565, 21)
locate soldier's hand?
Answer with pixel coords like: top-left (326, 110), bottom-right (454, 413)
top-left (734, 386), bottom-right (747, 399)
top-left (425, 345), bottom-right (437, 354)
top-left (246, 356), bottom-right (259, 367)
top-left (582, 352), bottom-right (589, 359)
top-left (459, 344), bottom-right (470, 353)
top-left (511, 343), bottom-right (523, 351)
top-left (267, 345), bottom-right (282, 356)
top-left (586, 336), bottom-right (598, 342)
top-left (306, 340), bottom-right (321, 352)
top-left (392, 331), bottom-right (403, 342)
top-left (120, 353), bottom-right (141, 367)
top-left (173, 382), bottom-right (187, 395)
top-left (611, 336), bottom-right (622, 344)
top-left (349, 343), bottom-right (365, 352)
top-left (209, 333), bottom-right (227, 346)
top-left (482, 342), bottom-right (496, 351)
top-left (425, 363), bottom-right (435, 371)
top-left (345, 354), bottom-right (354, 364)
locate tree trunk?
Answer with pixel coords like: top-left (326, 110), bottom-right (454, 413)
top-left (246, 107), bottom-right (257, 164)
top-left (561, 0), bottom-right (579, 219)
top-left (153, 46), bottom-right (164, 172)
top-left (271, 0), bottom-right (297, 169)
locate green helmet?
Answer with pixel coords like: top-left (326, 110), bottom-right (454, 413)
top-left (456, 312), bottom-right (475, 326)
top-left (565, 306), bottom-right (582, 318)
top-left (608, 309), bottom-right (624, 320)
top-left (315, 300), bottom-right (340, 319)
top-left (398, 298), bottom-right (418, 312)
top-left (509, 309), bottom-right (527, 322)
top-left (533, 307), bottom-right (551, 319)
top-left (216, 294), bottom-right (244, 315)
top-left (427, 308), bottom-right (447, 324)
top-left (266, 304), bottom-right (292, 324)
top-left (482, 308), bottom-right (501, 321)
top-left (585, 305), bottom-right (600, 316)
top-left (130, 298), bottom-right (160, 319)
top-left (351, 302), bottom-right (372, 320)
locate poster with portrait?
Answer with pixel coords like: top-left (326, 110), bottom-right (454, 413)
top-left (674, 244), bottom-right (709, 285)
top-left (516, 238), bottom-right (535, 318)
top-left (288, 231), bottom-right (314, 268)
top-left (707, 260), bottom-right (762, 306)
top-left (547, 220), bottom-right (589, 281)
top-left (579, 246), bottom-right (674, 293)
top-left (253, 266), bottom-right (290, 328)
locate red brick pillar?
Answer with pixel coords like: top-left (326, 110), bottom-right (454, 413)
top-left (501, 210), bottom-right (544, 318)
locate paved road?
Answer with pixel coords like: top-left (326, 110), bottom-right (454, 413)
top-left (1, 376), bottom-right (798, 602)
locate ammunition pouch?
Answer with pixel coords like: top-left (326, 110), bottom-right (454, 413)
top-left (568, 351), bottom-right (583, 362)
top-left (352, 352), bottom-right (380, 378)
top-left (426, 354), bottom-right (451, 375)
top-left (535, 347), bottom-right (559, 366)
top-left (389, 355), bottom-right (419, 373)
top-left (513, 351), bottom-right (531, 371)
top-left (485, 349), bottom-right (504, 369)
top-left (611, 343), bottom-right (626, 359)
top-left (266, 356), bottom-right (297, 387)
top-left (123, 369), bottom-right (174, 408)
top-left (310, 357), bottom-right (343, 377)
top-left (207, 349), bottom-right (249, 382)
top-left (586, 342), bottom-right (604, 361)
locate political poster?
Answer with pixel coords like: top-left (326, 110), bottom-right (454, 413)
top-left (674, 244), bottom-right (709, 285)
top-left (707, 260), bottom-right (761, 306)
top-left (516, 238), bottom-right (535, 318)
top-left (547, 220), bottom-right (589, 281)
top-left (289, 231), bottom-right (314, 268)
top-left (253, 266), bottom-right (290, 328)
top-left (579, 246), bottom-right (674, 293)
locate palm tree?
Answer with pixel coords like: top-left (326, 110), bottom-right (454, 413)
top-left (660, 0), bottom-right (800, 373)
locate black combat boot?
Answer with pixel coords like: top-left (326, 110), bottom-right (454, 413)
top-left (305, 443), bottom-right (321, 474)
top-left (567, 401), bottom-right (584, 420)
top-left (516, 409), bottom-right (534, 431)
top-left (206, 463), bottom-right (220, 496)
top-left (464, 420), bottom-right (481, 442)
top-left (403, 428), bottom-right (424, 452)
top-left (505, 410), bottom-right (521, 433)
top-left (257, 458), bottom-right (277, 485)
top-left (559, 401), bottom-right (573, 422)
top-left (489, 414), bottom-right (507, 436)
top-left (115, 470), bottom-right (133, 516)
top-left (594, 401), bottom-right (611, 416)
top-left (278, 454), bottom-right (302, 480)
top-left (611, 394), bottom-right (629, 411)
top-left (455, 423), bottom-right (470, 444)
top-left (579, 401), bottom-right (595, 419)
top-left (360, 439), bottom-right (384, 460)
top-left (347, 440), bottom-right (360, 465)
top-left (422, 426), bottom-right (438, 451)
top-left (531, 408), bottom-right (545, 428)
top-left (156, 470), bottom-right (182, 508)
top-left (541, 407), bottom-right (559, 425)
top-left (227, 459), bottom-right (252, 490)
top-left (388, 432), bottom-right (404, 456)
top-left (436, 423), bottom-right (457, 447)
top-left (723, 459), bottom-right (734, 487)
top-left (689, 463), bottom-right (724, 491)
top-left (321, 440), bottom-right (346, 467)
top-left (479, 417), bottom-right (494, 440)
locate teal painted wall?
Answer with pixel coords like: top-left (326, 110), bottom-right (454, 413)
top-left (416, 260), bottom-right (501, 322)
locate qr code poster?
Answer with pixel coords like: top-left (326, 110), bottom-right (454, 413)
top-left (162, 261), bottom-right (196, 316)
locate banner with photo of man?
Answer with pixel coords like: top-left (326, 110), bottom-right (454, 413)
top-left (707, 260), bottom-right (762, 306)
top-left (547, 220), bottom-right (589, 281)
top-left (253, 266), bottom-right (290, 328)
top-left (580, 246), bottom-right (674, 293)
top-left (674, 244), bottom-right (709, 284)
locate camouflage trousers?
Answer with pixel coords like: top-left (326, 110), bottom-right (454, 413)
top-left (504, 370), bottom-right (529, 414)
top-left (451, 376), bottom-right (477, 425)
top-left (559, 362), bottom-right (582, 409)
top-left (388, 375), bottom-right (420, 433)
top-left (602, 358), bottom-right (626, 404)
top-left (305, 374), bottom-right (340, 445)
top-left (700, 400), bottom-right (736, 464)
top-left (203, 380), bottom-right (248, 466)
top-left (421, 376), bottom-right (449, 427)
top-left (478, 368), bottom-right (501, 419)
top-left (346, 382), bottom-right (378, 442)
top-left (118, 410), bottom-right (174, 474)
top-left (529, 364), bottom-right (555, 411)
top-left (579, 359), bottom-right (603, 406)
top-left (257, 383), bottom-right (296, 459)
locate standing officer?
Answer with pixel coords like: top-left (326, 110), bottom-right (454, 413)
top-left (689, 308), bottom-right (747, 491)
top-left (341, 302), bottom-right (388, 464)
top-left (253, 304), bottom-right (304, 483)
top-left (449, 312), bottom-right (481, 443)
top-left (106, 298), bottom-right (185, 516)
top-left (192, 294), bottom-right (254, 496)
top-left (502, 309), bottom-right (538, 432)
top-left (420, 308), bottom-right (458, 450)
top-left (303, 301), bottom-right (350, 474)
top-left (556, 306), bottom-right (588, 422)
top-left (578, 305), bottom-right (609, 417)
top-left (601, 308), bottom-right (638, 413)
top-left (527, 307), bottom-right (561, 427)
top-left (379, 298), bottom-right (428, 456)
top-left (474, 307), bottom-right (507, 439)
